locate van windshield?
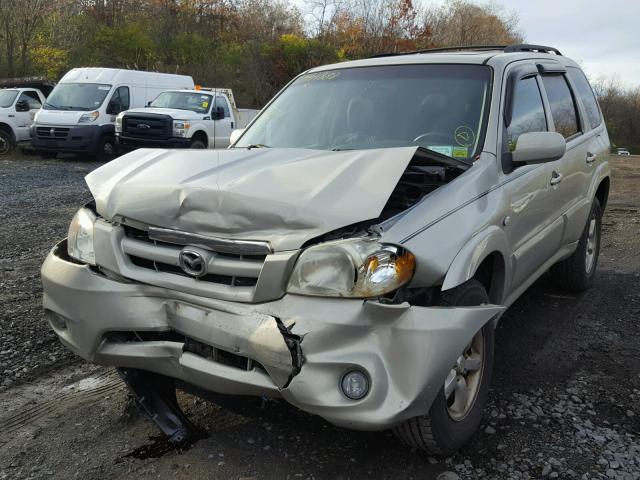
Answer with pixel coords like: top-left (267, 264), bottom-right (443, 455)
top-left (235, 64), bottom-right (492, 159)
top-left (150, 91), bottom-right (213, 114)
top-left (0, 90), bottom-right (18, 108)
top-left (44, 83), bottom-right (112, 111)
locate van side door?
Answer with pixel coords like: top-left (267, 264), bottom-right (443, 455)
top-left (499, 64), bottom-right (564, 294)
top-left (212, 94), bottom-right (233, 149)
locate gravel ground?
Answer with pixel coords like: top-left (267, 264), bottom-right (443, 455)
top-left (0, 154), bottom-right (638, 480)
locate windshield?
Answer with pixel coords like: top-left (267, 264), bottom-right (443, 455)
top-left (0, 90), bottom-right (18, 108)
top-left (44, 83), bottom-right (112, 111)
top-left (236, 64), bottom-right (491, 159)
top-left (150, 92), bottom-right (212, 114)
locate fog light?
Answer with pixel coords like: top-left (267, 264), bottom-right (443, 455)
top-left (341, 370), bottom-right (369, 400)
top-left (45, 310), bottom-right (67, 330)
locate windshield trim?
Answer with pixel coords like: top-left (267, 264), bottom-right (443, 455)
top-left (150, 91), bottom-right (213, 114)
top-left (234, 63), bottom-right (494, 159)
top-left (43, 82), bottom-right (112, 111)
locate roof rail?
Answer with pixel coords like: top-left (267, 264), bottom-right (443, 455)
top-left (368, 44), bottom-right (562, 59)
top-left (369, 45), bottom-right (507, 59)
top-left (503, 44), bottom-right (562, 55)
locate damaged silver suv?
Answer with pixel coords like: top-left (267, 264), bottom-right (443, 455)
top-left (41, 44), bottom-right (611, 454)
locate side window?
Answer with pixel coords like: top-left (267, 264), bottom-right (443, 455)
top-left (18, 91), bottom-right (42, 110)
top-left (108, 86), bottom-right (129, 114)
top-left (541, 75), bottom-right (580, 139)
top-left (567, 68), bottom-right (601, 129)
top-left (506, 76), bottom-right (547, 150)
top-left (214, 96), bottom-right (230, 117)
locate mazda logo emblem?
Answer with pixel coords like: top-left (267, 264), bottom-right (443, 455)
top-left (137, 123), bottom-right (151, 129)
top-left (179, 249), bottom-right (206, 277)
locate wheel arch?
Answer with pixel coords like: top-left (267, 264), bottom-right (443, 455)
top-left (441, 226), bottom-right (509, 305)
top-left (594, 176), bottom-right (610, 211)
top-left (191, 130), bottom-right (208, 147)
top-left (0, 122), bottom-right (16, 140)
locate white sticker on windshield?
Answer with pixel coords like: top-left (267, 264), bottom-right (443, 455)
top-left (97, 86), bottom-right (110, 90)
top-left (428, 145), bottom-right (453, 157)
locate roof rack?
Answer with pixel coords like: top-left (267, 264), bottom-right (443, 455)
top-left (503, 44), bottom-right (562, 55)
top-left (368, 43), bottom-right (562, 59)
top-left (369, 45), bottom-right (507, 58)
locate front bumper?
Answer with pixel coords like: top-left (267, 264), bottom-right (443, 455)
top-left (41, 242), bottom-right (503, 430)
top-left (31, 124), bottom-right (110, 154)
top-left (116, 134), bottom-right (191, 150)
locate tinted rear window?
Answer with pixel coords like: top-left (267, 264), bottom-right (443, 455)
top-left (567, 68), bottom-right (601, 129)
top-left (542, 75), bottom-right (580, 139)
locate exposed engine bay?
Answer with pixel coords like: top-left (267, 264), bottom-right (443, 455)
top-left (308, 147), bottom-right (469, 245)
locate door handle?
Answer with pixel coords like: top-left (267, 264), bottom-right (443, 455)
top-left (586, 152), bottom-right (597, 164)
top-left (550, 171), bottom-right (563, 186)
top-left (8, 114), bottom-right (14, 118)
top-left (231, 121), bottom-right (234, 129)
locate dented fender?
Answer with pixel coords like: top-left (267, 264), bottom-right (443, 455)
top-left (280, 299), bottom-right (505, 430)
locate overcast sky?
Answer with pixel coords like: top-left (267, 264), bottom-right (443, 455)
top-left (490, 0), bottom-right (640, 87)
top-left (296, 0), bottom-right (640, 87)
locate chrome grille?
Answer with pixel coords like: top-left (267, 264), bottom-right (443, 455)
top-left (122, 225), bottom-right (266, 290)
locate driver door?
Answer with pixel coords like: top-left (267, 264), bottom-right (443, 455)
top-left (500, 69), bottom-right (564, 295)
top-left (213, 95), bottom-right (233, 149)
top-left (14, 91), bottom-right (41, 142)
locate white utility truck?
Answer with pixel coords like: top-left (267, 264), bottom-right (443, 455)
top-left (0, 87), bottom-right (47, 155)
top-left (31, 68), bottom-right (194, 160)
top-left (115, 88), bottom-right (259, 150)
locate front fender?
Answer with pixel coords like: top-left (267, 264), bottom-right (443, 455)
top-left (441, 225), bottom-right (510, 297)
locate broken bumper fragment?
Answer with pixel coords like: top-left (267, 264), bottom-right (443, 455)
top-left (42, 241), bottom-right (503, 431)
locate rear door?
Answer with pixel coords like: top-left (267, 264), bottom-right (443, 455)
top-left (538, 69), bottom-right (596, 246)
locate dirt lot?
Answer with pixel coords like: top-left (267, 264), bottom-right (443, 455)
top-left (0, 154), bottom-right (638, 480)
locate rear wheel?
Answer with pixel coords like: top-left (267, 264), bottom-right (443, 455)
top-left (393, 279), bottom-right (495, 455)
top-left (549, 197), bottom-right (602, 292)
top-left (0, 129), bottom-right (15, 155)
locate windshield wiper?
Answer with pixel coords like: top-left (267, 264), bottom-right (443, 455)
top-left (66, 106), bottom-right (91, 111)
top-left (44, 101), bottom-right (67, 110)
top-left (246, 144), bottom-right (271, 149)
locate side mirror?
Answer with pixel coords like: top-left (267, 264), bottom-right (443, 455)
top-left (511, 132), bottom-right (566, 165)
top-left (212, 106), bottom-right (225, 120)
top-left (229, 128), bottom-right (244, 146)
top-left (107, 101), bottom-right (121, 115)
top-left (15, 100), bottom-right (30, 112)
top-left (146, 101), bottom-right (152, 107)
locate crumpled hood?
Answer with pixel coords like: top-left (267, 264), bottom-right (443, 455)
top-left (86, 147), bottom-right (419, 251)
top-left (124, 107), bottom-right (202, 119)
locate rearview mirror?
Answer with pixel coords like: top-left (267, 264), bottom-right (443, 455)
top-left (511, 132), bottom-right (566, 165)
top-left (15, 100), bottom-right (29, 112)
top-left (107, 101), bottom-right (121, 115)
top-left (229, 128), bottom-right (244, 146)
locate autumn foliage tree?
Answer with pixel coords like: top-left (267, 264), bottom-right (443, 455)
top-left (0, 0), bottom-right (523, 106)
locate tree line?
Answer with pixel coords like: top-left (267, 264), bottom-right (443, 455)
top-left (0, 0), bottom-right (635, 151)
top-left (0, 0), bottom-right (522, 107)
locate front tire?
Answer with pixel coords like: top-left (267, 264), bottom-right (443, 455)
top-left (189, 138), bottom-right (206, 149)
top-left (0, 129), bottom-right (15, 156)
top-left (96, 135), bottom-right (116, 162)
top-left (549, 197), bottom-right (602, 292)
top-left (393, 279), bottom-right (495, 455)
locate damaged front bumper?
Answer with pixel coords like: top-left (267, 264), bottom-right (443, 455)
top-left (42, 241), bottom-right (503, 431)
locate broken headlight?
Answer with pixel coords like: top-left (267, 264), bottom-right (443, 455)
top-left (287, 238), bottom-right (415, 298)
top-left (67, 207), bottom-right (96, 265)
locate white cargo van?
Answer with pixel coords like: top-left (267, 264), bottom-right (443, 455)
top-left (31, 68), bottom-right (194, 160)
